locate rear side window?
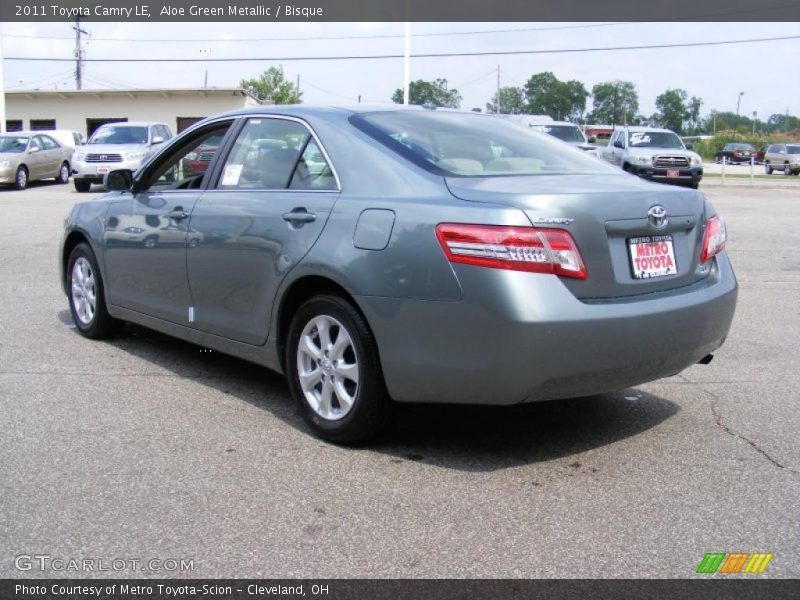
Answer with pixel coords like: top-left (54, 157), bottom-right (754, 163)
top-left (218, 118), bottom-right (336, 190)
top-left (351, 111), bottom-right (611, 177)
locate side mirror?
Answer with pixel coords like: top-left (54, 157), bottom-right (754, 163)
top-left (29, 146), bottom-right (40, 154)
top-left (685, 143), bottom-right (693, 150)
top-left (613, 140), bottom-right (624, 149)
top-left (104, 169), bottom-right (134, 191)
top-left (587, 135), bottom-right (596, 144)
top-left (151, 136), bottom-right (165, 145)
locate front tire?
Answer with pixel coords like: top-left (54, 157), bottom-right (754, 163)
top-left (784, 163), bottom-right (793, 176)
top-left (74, 179), bottom-right (91, 192)
top-left (14, 166), bottom-right (28, 190)
top-left (67, 242), bottom-right (121, 339)
top-left (765, 162), bottom-right (773, 175)
top-left (57, 162), bottom-right (70, 184)
top-left (286, 294), bottom-right (390, 444)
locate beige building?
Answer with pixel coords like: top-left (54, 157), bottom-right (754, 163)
top-left (5, 87), bottom-right (263, 137)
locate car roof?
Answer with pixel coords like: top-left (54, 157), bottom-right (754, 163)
top-left (96, 121), bottom-right (168, 127)
top-left (615, 125), bottom-right (676, 133)
top-left (208, 104), bottom-right (516, 121)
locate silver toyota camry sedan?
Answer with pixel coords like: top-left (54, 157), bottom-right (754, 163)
top-left (60, 106), bottom-right (737, 443)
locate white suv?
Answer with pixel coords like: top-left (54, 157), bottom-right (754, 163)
top-left (72, 121), bottom-right (172, 192)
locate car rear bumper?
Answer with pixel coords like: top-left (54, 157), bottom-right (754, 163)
top-left (358, 252), bottom-right (737, 405)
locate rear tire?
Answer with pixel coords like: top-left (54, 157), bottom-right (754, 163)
top-left (66, 242), bottom-right (122, 339)
top-left (14, 166), bottom-right (28, 190)
top-left (57, 162), bottom-right (70, 184)
top-left (74, 179), bottom-right (91, 192)
top-left (286, 294), bottom-right (390, 444)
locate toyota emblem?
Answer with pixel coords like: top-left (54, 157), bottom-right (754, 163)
top-left (648, 205), bottom-right (668, 229)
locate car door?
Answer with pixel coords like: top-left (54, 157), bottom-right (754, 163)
top-left (38, 134), bottom-right (62, 176)
top-left (102, 120), bottom-right (236, 324)
top-left (25, 136), bottom-right (47, 180)
top-left (186, 115), bottom-right (340, 345)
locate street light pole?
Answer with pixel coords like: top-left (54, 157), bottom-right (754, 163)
top-left (735, 91), bottom-right (744, 136)
top-left (752, 111), bottom-right (757, 135)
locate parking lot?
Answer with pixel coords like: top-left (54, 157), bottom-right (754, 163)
top-left (0, 181), bottom-right (798, 578)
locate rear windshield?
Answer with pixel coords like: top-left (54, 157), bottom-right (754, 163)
top-left (628, 131), bottom-right (684, 149)
top-left (532, 124), bottom-right (586, 143)
top-left (350, 111), bottom-right (612, 177)
top-left (89, 125), bottom-right (148, 145)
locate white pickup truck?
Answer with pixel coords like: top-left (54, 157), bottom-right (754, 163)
top-left (600, 126), bottom-right (704, 189)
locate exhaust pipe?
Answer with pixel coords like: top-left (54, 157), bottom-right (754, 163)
top-left (697, 354), bottom-right (714, 365)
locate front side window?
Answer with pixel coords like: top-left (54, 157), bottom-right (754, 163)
top-left (351, 111), bottom-right (612, 177)
top-left (141, 123), bottom-right (232, 192)
top-left (0, 136), bottom-right (30, 153)
top-left (29, 137), bottom-right (42, 151)
top-left (218, 118), bottom-right (336, 190)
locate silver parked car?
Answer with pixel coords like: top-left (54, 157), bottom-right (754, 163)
top-left (72, 121), bottom-right (172, 192)
top-left (60, 107), bottom-right (737, 443)
top-left (0, 131), bottom-right (73, 190)
top-left (763, 143), bottom-right (800, 175)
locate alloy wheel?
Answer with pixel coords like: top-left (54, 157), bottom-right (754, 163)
top-left (296, 314), bottom-right (360, 420)
top-left (71, 257), bottom-right (97, 325)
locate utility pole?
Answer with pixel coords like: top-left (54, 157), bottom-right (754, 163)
top-left (73, 17), bottom-right (88, 90)
top-left (402, 22), bottom-right (410, 105)
top-left (735, 91), bottom-right (744, 136)
top-left (496, 65), bottom-right (501, 114)
top-left (752, 111), bottom-right (757, 135)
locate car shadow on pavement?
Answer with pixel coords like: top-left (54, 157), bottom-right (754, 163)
top-left (85, 319), bottom-right (680, 472)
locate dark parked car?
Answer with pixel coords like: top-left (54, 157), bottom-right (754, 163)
top-left (60, 107), bottom-right (737, 443)
top-left (714, 143), bottom-right (755, 164)
top-left (754, 145), bottom-right (768, 164)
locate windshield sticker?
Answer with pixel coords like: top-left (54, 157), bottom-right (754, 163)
top-left (221, 164), bottom-right (243, 186)
top-left (629, 133), bottom-right (652, 146)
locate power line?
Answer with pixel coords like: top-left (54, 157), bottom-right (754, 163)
top-left (1, 22), bottom-right (632, 43)
top-left (5, 34), bottom-right (799, 63)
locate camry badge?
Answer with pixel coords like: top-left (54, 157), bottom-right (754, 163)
top-left (648, 205), bottom-right (668, 229)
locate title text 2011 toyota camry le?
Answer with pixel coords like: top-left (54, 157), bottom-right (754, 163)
top-left (60, 107), bottom-right (737, 443)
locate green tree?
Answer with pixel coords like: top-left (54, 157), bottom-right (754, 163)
top-left (240, 66), bottom-right (302, 104)
top-left (391, 79), bottom-right (462, 108)
top-left (654, 88), bottom-right (690, 134)
top-left (523, 72), bottom-right (588, 121)
top-left (486, 86), bottom-right (525, 114)
top-left (686, 96), bottom-right (703, 134)
top-left (587, 80), bottom-right (639, 125)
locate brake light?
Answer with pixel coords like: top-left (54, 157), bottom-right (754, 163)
top-left (733, 151), bottom-right (742, 157)
top-left (700, 215), bottom-right (727, 263)
top-left (435, 223), bottom-right (587, 279)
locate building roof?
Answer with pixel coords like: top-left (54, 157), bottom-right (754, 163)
top-left (8, 87), bottom-right (263, 103)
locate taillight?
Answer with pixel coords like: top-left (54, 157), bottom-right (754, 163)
top-left (435, 223), bottom-right (587, 279)
top-left (733, 151), bottom-right (742, 157)
top-left (700, 215), bottom-right (727, 263)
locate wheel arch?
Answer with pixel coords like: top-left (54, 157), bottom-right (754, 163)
top-left (275, 275), bottom-right (373, 373)
top-left (61, 229), bottom-right (94, 290)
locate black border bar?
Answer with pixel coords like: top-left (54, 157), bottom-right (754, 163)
top-left (3, 0), bottom-right (800, 22)
top-left (2, 579), bottom-right (800, 600)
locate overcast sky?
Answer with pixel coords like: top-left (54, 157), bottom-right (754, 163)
top-left (2, 21), bottom-right (798, 119)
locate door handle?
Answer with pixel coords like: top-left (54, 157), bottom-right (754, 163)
top-left (167, 207), bottom-right (189, 220)
top-left (282, 209), bottom-right (317, 224)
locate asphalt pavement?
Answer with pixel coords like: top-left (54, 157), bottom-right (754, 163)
top-left (0, 181), bottom-right (797, 578)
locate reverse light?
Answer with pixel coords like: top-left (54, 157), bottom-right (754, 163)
top-left (700, 214), bottom-right (727, 263)
top-left (435, 223), bottom-right (587, 279)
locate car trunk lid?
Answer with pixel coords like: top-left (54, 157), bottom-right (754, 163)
top-left (445, 173), bottom-right (709, 300)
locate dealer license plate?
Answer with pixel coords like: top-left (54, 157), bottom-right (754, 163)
top-left (628, 235), bottom-right (678, 279)
top-left (666, 169), bottom-right (680, 178)
top-left (96, 166), bottom-right (109, 174)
